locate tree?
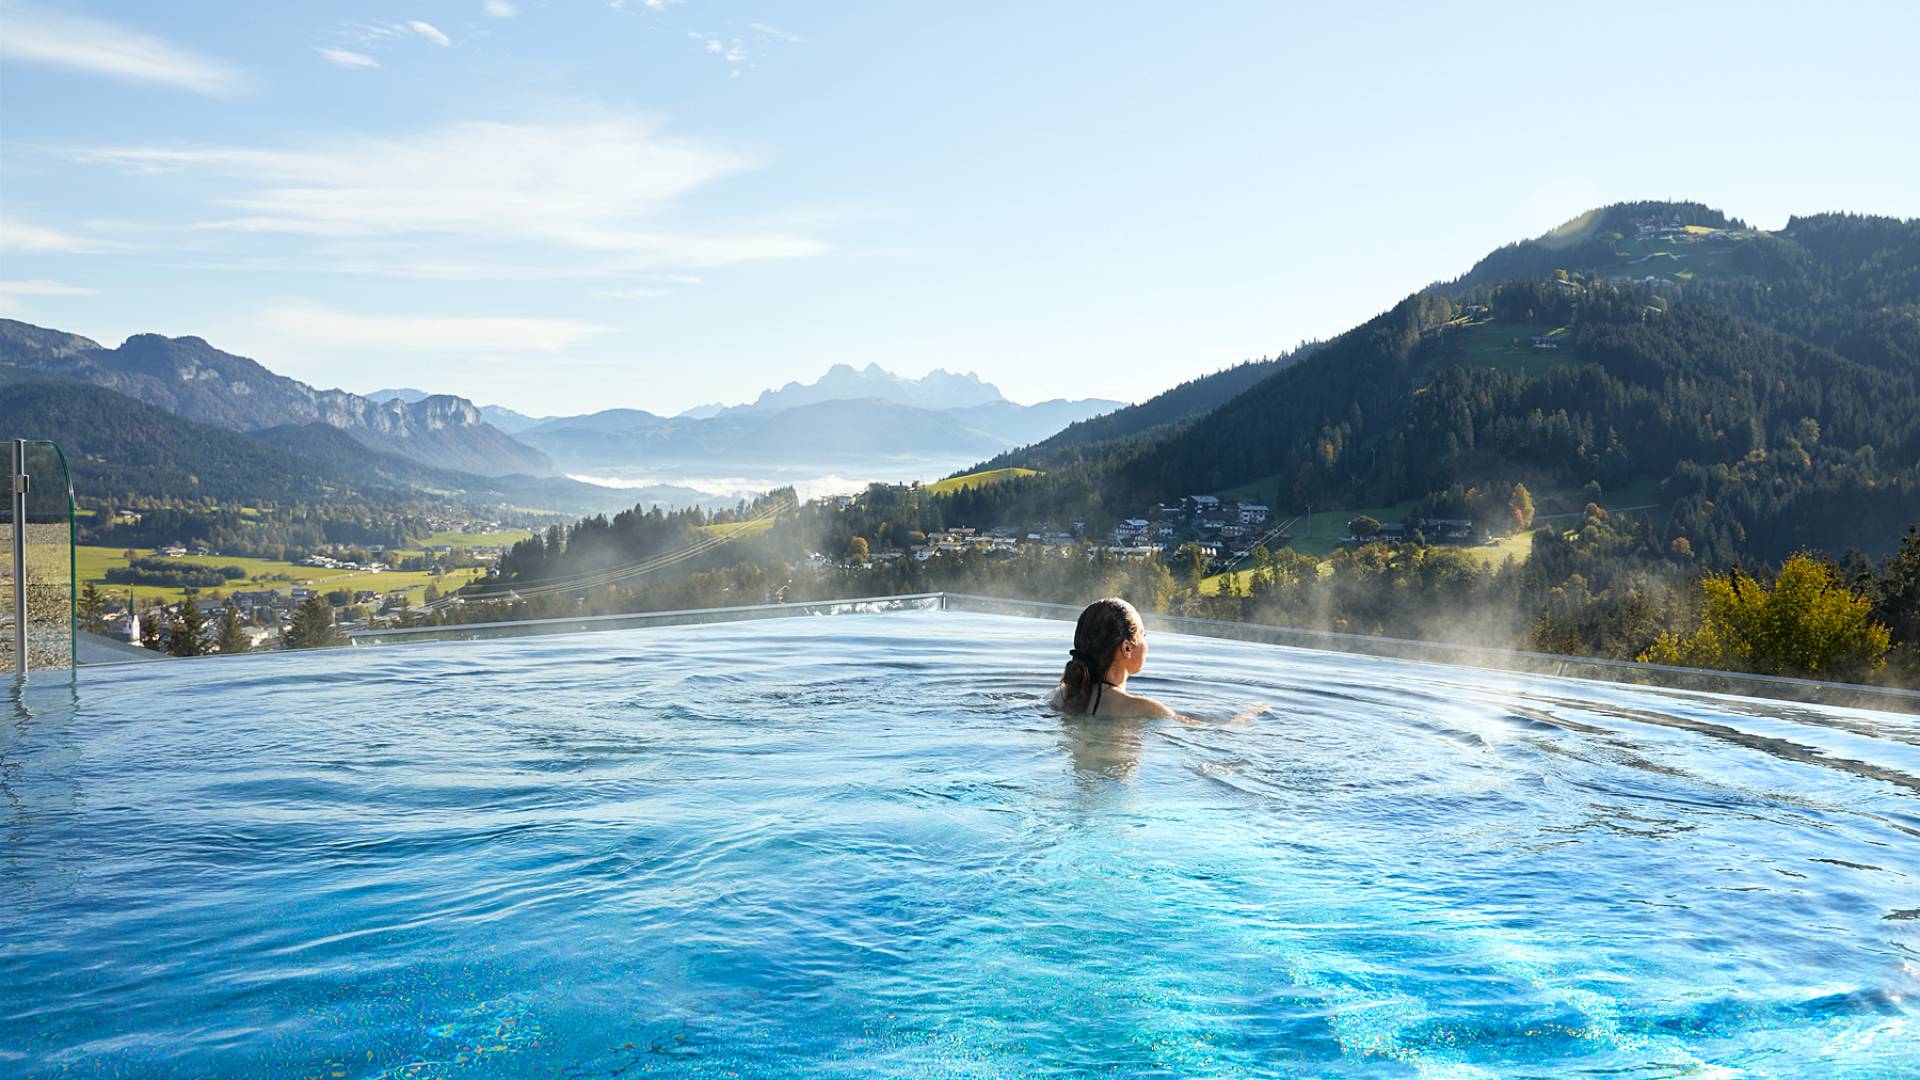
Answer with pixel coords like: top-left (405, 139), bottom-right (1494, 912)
top-left (167, 601), bottom-right (208, 657)
top-left (1177, 544), bottom-right (1211, 593)
top-left (78, 582), bottom-right (107, 634)
top-left (847, 536), bottom-right (870, 562)
top-left (216, 602), bottom-right (251, 654)
top-left (1639, 554), bottom-right (1891, 681)
top-left (1348, 515), bottom-right (1381, 538)
top-left (139, 602), bottom-right (165, 651)
top-left (286, 594), bottom-right (342, 649)
top-left (1508, 482), bottom-right (1536, 533)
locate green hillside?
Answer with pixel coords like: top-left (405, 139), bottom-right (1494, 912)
top-left (923, 205), bottom-right (1920, 565)
top-left (926, 467), bottom-right (1039, 495)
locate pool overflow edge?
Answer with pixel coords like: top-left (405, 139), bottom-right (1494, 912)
top-left (78, 592), bottom-right (1920, 714)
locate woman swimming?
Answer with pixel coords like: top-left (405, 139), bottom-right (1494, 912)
top-left (1051, 597), bottom-right (1178, 718)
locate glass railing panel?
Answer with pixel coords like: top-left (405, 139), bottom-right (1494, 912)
top-left (2, 439), bottom-right (77, 674)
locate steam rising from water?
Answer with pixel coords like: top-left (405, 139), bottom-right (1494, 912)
top-left (570, 455), bottom-right (982, 504)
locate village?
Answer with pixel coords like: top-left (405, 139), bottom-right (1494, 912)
top-left (825, 487), bottom-right (1491, 574)
top-left (83, 486), bottom-right (1509, 657)
top-left (78, 518), bottom-right (522, 656)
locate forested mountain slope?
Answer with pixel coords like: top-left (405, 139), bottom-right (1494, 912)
top-left (951, 203), bottom-right (1920, 563)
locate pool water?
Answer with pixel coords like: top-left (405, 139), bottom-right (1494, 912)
top-left (3, 609), bottom-right (1918, 1077)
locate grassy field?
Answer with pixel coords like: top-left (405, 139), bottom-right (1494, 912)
top-left (422, 527), bottom-right (534, 548)
top-left (1449, 321), bottom-right (1578, 375)
top-left (925, 467), bottom-right (1040, 496)
top-left (76, 545), bottom-right (486, 605)
top-left (1197, 477), bottom-right (1674, 593)
top-left (699, 516), bottom-right (777, 539)
top-left (1200, 528), bottom-right (1535, 595)
top-left (1455, 528), bottom-right (1536, 568)
top-left (1290, 500), bottom-right (1420, 558)
top-left (1610, 234), bottom-right (1752, 284)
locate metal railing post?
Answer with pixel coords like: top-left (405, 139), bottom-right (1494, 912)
top-left (12, 439), bottom-right (28, 674)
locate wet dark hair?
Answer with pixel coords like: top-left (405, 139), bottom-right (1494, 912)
top-left (1059, 598), bottom-right (1142, 714)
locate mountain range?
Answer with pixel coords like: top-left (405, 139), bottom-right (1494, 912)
top-left (0, 318), bottom-right (1130, 514)
top-left (0, 321), bottom-right (551, 477)
top-left (368, 365), bottom-right (1124, 475)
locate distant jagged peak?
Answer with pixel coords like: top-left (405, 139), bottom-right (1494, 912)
top-left (733, 362), bottom-right (1006, 415)
top-left (368, 387), bottom-right (430, 403)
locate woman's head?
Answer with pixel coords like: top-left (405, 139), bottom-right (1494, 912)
top-left (1058, 597), bottom-right (1146, 713)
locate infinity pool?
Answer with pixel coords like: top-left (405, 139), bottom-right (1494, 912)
top-left (3, 609), bottom-right (1918, 1076)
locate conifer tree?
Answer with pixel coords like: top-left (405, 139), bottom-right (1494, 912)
top-left (78, 583), bottom-right (107, 634)
top-left (286, 594), bottom-right (341, 649)
top-left (216, 602), bottom-right (251, 654)
top-left (167, 600), bottom-right (208, 657)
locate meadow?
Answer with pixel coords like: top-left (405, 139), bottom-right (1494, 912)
top-left (76, 546), bottom-right (486, 605)
top-left (925, 467), bottom-right (1040, 496)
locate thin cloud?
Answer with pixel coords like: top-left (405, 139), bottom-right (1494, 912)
top-left (406, 21), bottom-right (452, 47)
top-left (333, 20), bottom-right (454, 55)
top-left (71, 118), bottom-right (830, 270)
top-left (315, 47), bottom-right (378, 69)
top-left (0, 279), bottom-right (96, 296)
top-left (0, 217), bottom-right (127, 254)
top-left (0, 2), bottom-right (243, 96)
top-left (749, 23), bottom-right (802, 43)
top-left (482, 1), bottom-right (518, 17)
top-left (594, 286), bottom-right (677, 299)
top-left (261, 304), bottom-right (610, 353)
top-left (689, 31), bottom-right (747, 75)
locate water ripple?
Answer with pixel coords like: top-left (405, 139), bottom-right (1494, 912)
top-left (2, 609), bottom-right (1916, 1076)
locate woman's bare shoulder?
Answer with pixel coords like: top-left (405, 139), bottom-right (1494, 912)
top-left (1106, 689), bottom-right (1176, 719)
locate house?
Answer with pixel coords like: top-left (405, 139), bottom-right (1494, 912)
top-left (1530, 335), bottom-right (1563, 349)
top-left (229, 589), bottom-right (281, 613)
top-left (159, 543), bottom-right (188, 558)
top-left (1236, 502), bottom-right (1270, 525)
top-left (1426, 517), bottom-right (1475, 541)
top-left (1183, 495), bottom-right (1220, 516)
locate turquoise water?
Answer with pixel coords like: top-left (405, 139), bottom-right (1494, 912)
top-left (3, 609), bottom-right (1918, 1077)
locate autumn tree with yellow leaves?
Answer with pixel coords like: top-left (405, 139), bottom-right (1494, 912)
top-left (1639, 554), bottom-right (1891, 682)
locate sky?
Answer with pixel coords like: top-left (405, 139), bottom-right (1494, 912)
top-left (2, 1), bottom-right (1917, 418)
